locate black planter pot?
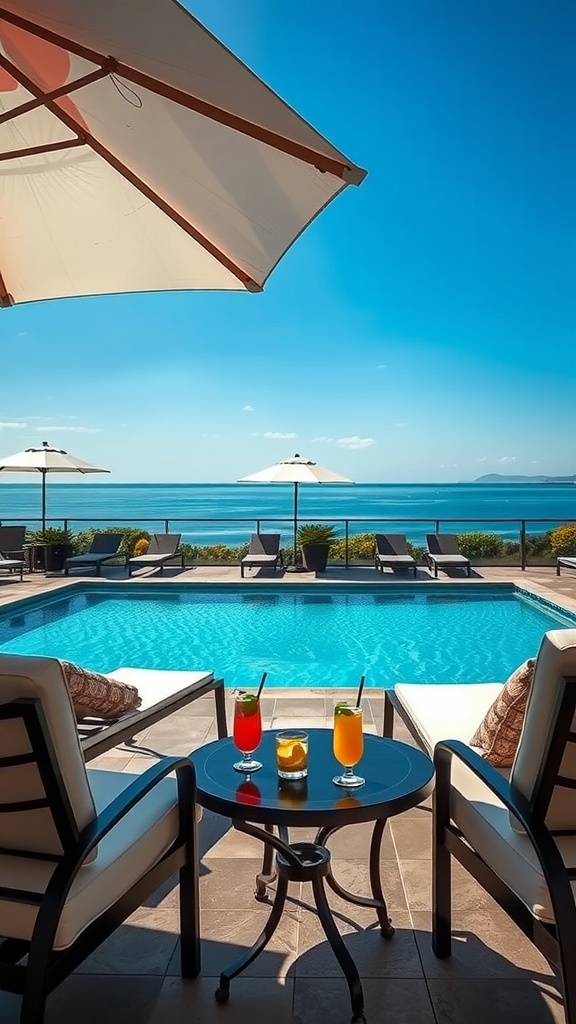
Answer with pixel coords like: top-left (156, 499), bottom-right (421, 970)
top-left (301, 542), bottom-right (330, 573)
top-left (45, 543), bottom-right (74, 572)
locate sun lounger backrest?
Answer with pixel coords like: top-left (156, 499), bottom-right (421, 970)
top-left (0, 653), bottom-right (96, 857)
top-left (376, 534), bottom-right (409, 556)
top-left (149, 533), bottom-right (182, 555)
top-left (249, 533), bottom-right (280, 556)
top-left (89, 533), bottom-right (124, 555)
top-left (427, 534), bottom-right (460, 555)
top-left (0, 525), bottom-right (26, 556)
top-left (511, 629), bottom-right (576, 832)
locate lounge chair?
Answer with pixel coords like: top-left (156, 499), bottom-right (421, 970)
top-left (64, 532), bottom-right (125, 576)
top-left (128, 533), bottom-right (184, 576)
top-left (240, 533), bottom-right (284, 577)
top-left (557, 557), bottom-right (576, 577)
top-left (383, 628), bottom-right (576, 1024)
top-left (0, 525), bottom-right (26, 562)
top-left (374, 533), bottom-right (417, 576)
top-left (0, 552), bottom-right (24, 581)
top-left (425, 533), bottom-right (471, 577)
top-left (0, 652), bottom-right (202, 1023)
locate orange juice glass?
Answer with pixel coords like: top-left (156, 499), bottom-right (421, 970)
top-left (333, 702), bottom-right (365, 788)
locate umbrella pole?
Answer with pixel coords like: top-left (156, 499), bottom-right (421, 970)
top-left (41, 470), bottom-right (46, 534)
top-left (284, 479), bottom-right (306, 572)
top-left (293, 480), bottom-right (298, 566)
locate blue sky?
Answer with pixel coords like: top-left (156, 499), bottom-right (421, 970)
top-left (1, 0), bottom-right (575, 483)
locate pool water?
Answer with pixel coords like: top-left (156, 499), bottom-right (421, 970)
top-left (0, 583), bottom-right (574, 689)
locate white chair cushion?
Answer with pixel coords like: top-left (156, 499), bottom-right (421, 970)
top-left (0, 768), bottom-right (187, 949)
top-left (394, 679), bottom-right (576, 923)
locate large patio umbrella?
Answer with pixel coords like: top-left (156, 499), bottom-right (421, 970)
top-left (0, 440), bottom-right (109, 532)
top-left (239, 454), bottom-right (353, 571)
top-left (0, 1), bottom-right (366, 307)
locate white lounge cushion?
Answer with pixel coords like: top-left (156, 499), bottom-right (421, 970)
top-left (558, 558), bottom-right (576, 568)
top-left (394, 682), bottom-right (502, 756)
top-left (105, 667), bottom-right (213, 714)
top-left (0, 768), bottom-right (183, 949)
top-left (428, 554), bottom-right (469, 565)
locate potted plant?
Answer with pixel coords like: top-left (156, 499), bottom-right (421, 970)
top-left (297, 524), bottom-right (338, 573)
top-left (28, 527), bottom-right (75, 572)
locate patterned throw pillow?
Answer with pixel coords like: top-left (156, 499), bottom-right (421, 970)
top-left (60, 660), bottom-right (142, 720)
top-left (470, 659), bottom-right (536, 767)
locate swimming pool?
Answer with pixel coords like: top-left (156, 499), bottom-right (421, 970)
top-left (0, 583), bottom-right (574, 689)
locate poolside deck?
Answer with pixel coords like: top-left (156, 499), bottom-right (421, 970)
top-left (0, 565), bottom-right (574, 1022)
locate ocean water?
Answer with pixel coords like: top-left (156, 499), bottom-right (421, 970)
top-left (0, 482), bottom-right (574, 546)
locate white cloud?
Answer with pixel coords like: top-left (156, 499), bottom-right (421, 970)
top-left (337, 436), bottom-right (376, 450)
top-left (242, 405), bottom-right (254, 413)
top-left (529, 460), bottom-right (541, 465)
top-left (17, 331), bottom-right (28, 338)
top-left (310, 436), bottom-right (334, 443)
top-left (477, 457), bottom-right (487, 463)
top-left (376, 364), bottom-right (386, 370)
top-left (496, 455), bottom-right (517, 465)
top-left (0, 421), bottom-right (26, 429)
top-left (392, 422), bottom-right (407, 428)
top-left (35, 425), bottom-right (102, 434)
top-left (263, 431), bottom-right (297, 440)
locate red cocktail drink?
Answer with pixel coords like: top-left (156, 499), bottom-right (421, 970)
top-left (232, 692), bottom-right (263, 773)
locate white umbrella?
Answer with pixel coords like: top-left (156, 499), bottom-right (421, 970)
top-left (0, 1), bottom-right (366, 307)
top-left (239, 453), bottom-right (353, 571)
top-left (0, 440), bottom-right (110, 531)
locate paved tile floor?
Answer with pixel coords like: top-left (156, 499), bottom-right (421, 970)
top-left (0, 564), bottom-right (574, 1022)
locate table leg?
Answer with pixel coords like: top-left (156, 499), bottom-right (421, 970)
top-left (215, 873), bottom-right (288, 1003)
top-left (311, 872), bottom-right (366, 1024)
top-left (315, 820), bottom-right (394, 937)
top-left (254, 823), bottom-right (289, 900)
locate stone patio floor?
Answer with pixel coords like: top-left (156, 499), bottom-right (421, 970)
top-left (1, 562), bottom-right (575, 1022)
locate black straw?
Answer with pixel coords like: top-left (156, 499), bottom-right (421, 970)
top-left (355, 674), bottom-right (366, 708)
top-left (256, 671), bottom-right (268, 701)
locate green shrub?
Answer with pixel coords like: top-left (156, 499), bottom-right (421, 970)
top-left (27, 527), bottom-right (75, 548)
top-left (549, 524), bottom-right (576, 557)
top-left (456, 532), bottom-right (505, 558)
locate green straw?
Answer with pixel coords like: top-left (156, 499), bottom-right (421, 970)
top-left (355, 674), bottom-right (366, 708)
top-left (256, 670), bottom-right (268, 701)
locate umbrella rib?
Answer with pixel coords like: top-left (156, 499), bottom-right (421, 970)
top-left (0, 7), bottom-right (366, 185)
top-left (0, 51), bottom-right (261, 293)
top-left (0, 64), bottom-right (110, 127)
top-left (0, 269), bottom-right (13, 307)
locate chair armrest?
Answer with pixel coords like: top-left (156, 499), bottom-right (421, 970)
top-left (34, 757), bottom-right (196, 949)
top-left (434, 739), bottom-right (576, 928)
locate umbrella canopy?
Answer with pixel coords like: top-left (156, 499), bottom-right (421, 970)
top-left (0, 1), bottom-right (367, 307)
top-left (0, 440), bottom-right (109, 531)
top-left (239, 454), bottom-right (353, 569)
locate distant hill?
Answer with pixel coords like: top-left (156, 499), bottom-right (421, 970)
top-left (474, 473), bottom-right (576, 484)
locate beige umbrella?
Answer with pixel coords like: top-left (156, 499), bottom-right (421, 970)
top-left (239, 453), bottom-right (353, 571)
top-left (0, 440), bottom-right (109, 531)
top-left (0, 1), bottom-right (366, 307)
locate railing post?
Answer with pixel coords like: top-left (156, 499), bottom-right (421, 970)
top-left (164, 519), bottom-right (169, 534)
top-left (256, 519), bottom-right (260, 535)
top-left (435, 519), bottom-right (440, 534)
top-left (520, 521), bottom-right (526, 571)
top-left (345, 520), bottom-right (349, 569)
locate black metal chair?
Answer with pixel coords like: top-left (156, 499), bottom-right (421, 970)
top-left (0, 656), bottom-right (200, 1024)
top-left (384, 628), bottom-right (576, 1024)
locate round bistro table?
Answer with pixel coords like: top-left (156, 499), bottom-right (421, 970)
top-left (191, 729), bottom-right (434, 1024)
